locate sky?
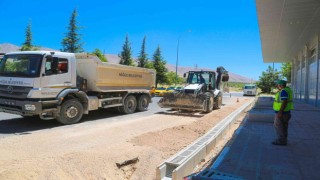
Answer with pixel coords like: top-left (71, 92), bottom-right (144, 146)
top-left (0, 0), bottom-right (281, 80)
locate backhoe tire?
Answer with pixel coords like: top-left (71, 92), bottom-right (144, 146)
top-left (213, 93), bottom-right (222, 109)
top-left (137, 95), bottom-right (149, 112)
top-left (204, 92), bottom-right (214, 113)
top-left (56, 99), bottom-right (84, 125)
top-left (119, 95), bottom-right (137, 114)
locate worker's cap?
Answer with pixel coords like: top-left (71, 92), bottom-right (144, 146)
top-left (276, 80), bottom-right (287, 86)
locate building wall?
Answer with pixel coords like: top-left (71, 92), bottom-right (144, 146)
top-left (292, 34), bottom-right (320, 107)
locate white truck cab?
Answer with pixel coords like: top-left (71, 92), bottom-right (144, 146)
top-left (243, 84), bottom-right (257, 96)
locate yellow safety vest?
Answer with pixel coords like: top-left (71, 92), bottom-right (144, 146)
top-left (273, 87), bottom-right (294, 112)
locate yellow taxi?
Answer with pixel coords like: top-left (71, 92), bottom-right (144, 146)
top-left (154, 87), bottom-right (167, 96)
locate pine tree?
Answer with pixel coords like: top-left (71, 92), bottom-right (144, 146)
top-left (119, 35), bottom-right (134, 66)
top-left (137, 36), bottom-right (148, 67)
top-left (257, 66), bottom-right (279, 93)
top-left (153, 45), bottom-right (168, 87)
top-left (61, 9), bottom-right (84, 53)
top-left (92, 48), bottom-right (107, 62)
top-left (20, 21), bottom-right (34, 51)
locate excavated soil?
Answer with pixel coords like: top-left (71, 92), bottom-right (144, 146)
top-left (0, 96), bottom-right (252, 180)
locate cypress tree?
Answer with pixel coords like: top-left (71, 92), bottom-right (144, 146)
top-left (61, 9), bottom-right (84, 53)
top-left (137, 36), bottom-right (148, 67)
top-left (153, 45), bottom-right (168, 86)
top-left (20, 21), bottom-right (34, 51)
top-left (119, 35), bottom-right (134, 66)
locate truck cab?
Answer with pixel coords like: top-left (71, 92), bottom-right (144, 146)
top-left (0, 51), bottom-right (77, 118)
top-left (243, 84), bottom-right (257, 96)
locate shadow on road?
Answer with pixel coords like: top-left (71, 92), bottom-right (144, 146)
top-left (80, 108), bottom-right (126, 121)
top-left (0, 117), bottom-right (61, 134)
top-left (0, 108), bottom-right (141, 135)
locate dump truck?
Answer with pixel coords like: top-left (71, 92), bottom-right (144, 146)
top-left (158, 67), bottom-right (229, 112)
top-left (0, 51), bottom-right (155, 124)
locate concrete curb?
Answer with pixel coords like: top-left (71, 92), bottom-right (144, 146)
top-left (156, 99), bottom-right (254, 180)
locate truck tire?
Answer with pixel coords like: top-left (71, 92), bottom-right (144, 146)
top-left (213, 93), bottom-right (222, 109)
top-left (204, 92), bottom-right (214, 113)
top-left (137, 95), bottom-right (149, 112)
top-left (119, 95), bottom-right (137, 114)
top-left (56, 99), bottom-right (84, 125)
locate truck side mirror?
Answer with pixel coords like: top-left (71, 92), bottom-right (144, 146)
top-left (183, 73), bottom-right (186, 78)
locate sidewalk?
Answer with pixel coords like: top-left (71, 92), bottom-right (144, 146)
top-left (192, 96), bottom-right (320, 179)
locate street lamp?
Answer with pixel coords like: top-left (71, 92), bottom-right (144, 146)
top-left (175, 30), bottom-right (191, 85)
top-left (175, 37), bottom-right (180, 86)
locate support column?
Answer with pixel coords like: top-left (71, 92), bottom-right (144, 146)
top-left (299, 52), bottom-right (303, 101)
top-left (292, 57), bottom-right (297, 99)
top-left (316, 34), bottom-right (320, 107)
top-left (304, 45), bottom-right (309, 103)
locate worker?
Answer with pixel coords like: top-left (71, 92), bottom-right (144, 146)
top-left (57, 62), bottom-right (68, 74)
top-left (272, 80), bottom-right (294, 146)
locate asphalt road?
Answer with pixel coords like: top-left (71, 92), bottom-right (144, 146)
top-left (0, 92), bottom-right (250, 138)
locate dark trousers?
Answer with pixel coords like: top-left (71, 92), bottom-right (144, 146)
top-left (274, 113), bottom-right (291, 142)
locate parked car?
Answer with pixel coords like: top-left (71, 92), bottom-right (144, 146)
top-left (166, 86), bottom-right (176, 93)
top-left (174, 86), bottom-right (183, 91)
top-left (155, 87), bottom-right (167, 96)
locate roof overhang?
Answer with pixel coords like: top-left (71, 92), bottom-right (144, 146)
top-left (256, 0), bottom-right (320, 63)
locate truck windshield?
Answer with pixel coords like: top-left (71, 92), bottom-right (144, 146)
top-left (244, 85), bottom-right (256, 89)
top-left (0, 54), bottom-right (43, 77)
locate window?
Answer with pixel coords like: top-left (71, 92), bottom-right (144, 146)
top-left (45, 57), bottom-right (68, 76)
top-left (0, 54), bottom-right (43, 77)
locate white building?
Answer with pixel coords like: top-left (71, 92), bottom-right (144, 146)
top-left (256, 0), bottom-right (320, 108)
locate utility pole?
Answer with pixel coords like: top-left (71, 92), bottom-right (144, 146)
top-left (175, 38), bottom-right (180, 86)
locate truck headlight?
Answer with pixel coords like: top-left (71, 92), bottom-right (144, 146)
top-left (25, 104), bottom-right (36, 111)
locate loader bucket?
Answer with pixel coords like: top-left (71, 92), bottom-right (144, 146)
top-left (158, 92), bottom-right (207, 111)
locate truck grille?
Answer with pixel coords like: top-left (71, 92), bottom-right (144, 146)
top-left (0, 85), bottom-right (32, 99)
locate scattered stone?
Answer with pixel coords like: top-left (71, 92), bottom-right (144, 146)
top-left (116, 157), bottom-right (139, 168)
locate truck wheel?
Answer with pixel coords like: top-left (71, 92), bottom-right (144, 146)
top-left (137, 95), bottom-right (149, 111)
top-left (213, 93), bottom-right (222, 109)
top-left (56, 99), bottom-right (83, 125)
top-left (119, 95), bottom-right (137, 114)
top-left (204, 92), bottom-right (214, 113)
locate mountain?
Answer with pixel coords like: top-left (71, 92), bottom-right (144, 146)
top-left (0, 43), bottom-right (20, 53)
top-left (0, 43), bottom-right (57, 52)
top-left (104, 54), bottom-right (254, 83)
top-left (0, 43), bottom-right (254, 83)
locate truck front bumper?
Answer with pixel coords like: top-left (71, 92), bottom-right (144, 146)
top-left (0, 98), bottom-right (58, 116)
